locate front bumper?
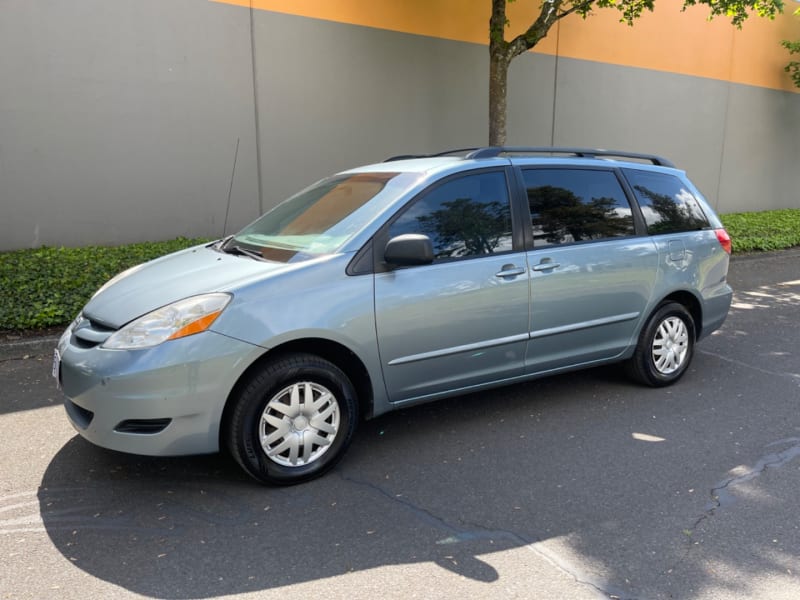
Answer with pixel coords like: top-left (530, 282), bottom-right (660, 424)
top-left (57, 328), bottom-right (265, 456)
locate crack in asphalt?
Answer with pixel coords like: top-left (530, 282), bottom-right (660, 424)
top-left (669, 437), bottom-right (800, 576)
top-left (338, 471), bottom-right (633, 599)
top-left (705, 437), bottom-right (800, 513)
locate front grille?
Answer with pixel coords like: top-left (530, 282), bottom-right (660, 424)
top-left (72, 316), bottom-right (115, 348)
top-left (114, 419), bottom-right (172, 434)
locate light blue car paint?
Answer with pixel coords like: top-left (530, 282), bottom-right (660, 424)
top-left (56, 150), bottom-right (733, 473)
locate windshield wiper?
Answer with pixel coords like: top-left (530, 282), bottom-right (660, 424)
top-left (223, 244), bottom-right (266, 261)
top-left (214, 235), bottom-right (234, 249)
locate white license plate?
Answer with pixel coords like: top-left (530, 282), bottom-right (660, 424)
top-left (52, 349), bottom-right (61, 387)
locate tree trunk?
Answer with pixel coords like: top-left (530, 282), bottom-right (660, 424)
top-left (489, 49), bottom-right (509, 146)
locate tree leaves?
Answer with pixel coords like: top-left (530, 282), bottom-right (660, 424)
top-left (0, 238), bottom-right (210, 331)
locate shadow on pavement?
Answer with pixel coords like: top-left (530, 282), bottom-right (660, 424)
top-left (33, 250), bottom-right (800, 599)
top-left (37, 355), bottom-right (800, 598)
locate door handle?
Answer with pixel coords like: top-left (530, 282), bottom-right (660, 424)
top-left (531, 260), bottom-right (560, 272)
top-left (495, 265), bottom-right (526, 278)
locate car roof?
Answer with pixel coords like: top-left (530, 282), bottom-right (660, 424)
top-left (342, 147), bottom-right (682, 178)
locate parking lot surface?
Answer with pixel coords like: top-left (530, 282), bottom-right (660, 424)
top-left (1, 249), bottom-right (799, 599)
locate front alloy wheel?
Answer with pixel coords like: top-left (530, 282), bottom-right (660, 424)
top-left (259, 381), bottom-right (340, 467)
top-left (227, 353), bottom-right (358, 485)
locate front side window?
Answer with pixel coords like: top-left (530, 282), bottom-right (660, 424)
top-left (523, 169), bottom-right (635, 248)
top-left (229, 172), bottom-right (418, 262)
top-left (622, 169), bottom-right (710, 234)
top-left (387, 171), bottom-right (513, 261)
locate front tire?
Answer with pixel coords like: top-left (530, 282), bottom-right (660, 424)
top-left (627, 302), bottom-right (695, 387)
top-left (226, 353), bottom-right (358, 485)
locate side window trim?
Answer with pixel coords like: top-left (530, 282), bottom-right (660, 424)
top-left (518, 165), bottom-right (641, 251)
top-left (371, 166), bottom-right (522, 273)
top-left (614, 167), bottom-right (651, 237)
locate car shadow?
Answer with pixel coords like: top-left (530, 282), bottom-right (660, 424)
top-left (38, 360), bottom-right (800, 599)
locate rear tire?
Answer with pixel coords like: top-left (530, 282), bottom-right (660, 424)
top-left (226, 353), bottom-right (358, 485)
top-left (626, 302), bottom-right (695, 387)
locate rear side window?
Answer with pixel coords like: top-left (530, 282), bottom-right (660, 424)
top-left (522, 169), bottom-right (635, 248)
top-left (387, 171), bottom-right (513, 261)
top-left (623, 169), bottom-right (710, 234)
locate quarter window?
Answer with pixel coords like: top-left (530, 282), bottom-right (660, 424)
top-left (523, 169), bottom-right (635, 248)
top-left (387, 171), bottom-right (513, 261)
top-left (622, 169), bottom-right (710, 234)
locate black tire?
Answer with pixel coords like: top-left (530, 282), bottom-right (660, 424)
top-left (626, 302), bottom-right (696, 387)
top-left (226, 353), bottom-right (358, 485)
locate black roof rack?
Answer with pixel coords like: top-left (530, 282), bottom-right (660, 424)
top-left (385, 146), bottom-right (676, 168)
top-left (465, 146), bottom-right (676, 168)
top-left (384, 148), bottom-right (480, 162)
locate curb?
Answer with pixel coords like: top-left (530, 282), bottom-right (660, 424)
top-left (0, 336), bottom-right (60, 361)
top-left (730, 246), bottom-right (800, 262)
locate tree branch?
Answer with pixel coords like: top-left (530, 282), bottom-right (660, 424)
top-left (506, 0), bottom-right (596, 59)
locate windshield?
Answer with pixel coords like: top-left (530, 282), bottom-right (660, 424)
top-left (226, 172), bottom-right (417, 262)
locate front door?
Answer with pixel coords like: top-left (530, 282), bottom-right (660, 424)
top-left (374, 170), bottom-right (530, 403)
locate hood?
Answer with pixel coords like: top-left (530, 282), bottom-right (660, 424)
top-left (83, 245), bottom-right (290, 328)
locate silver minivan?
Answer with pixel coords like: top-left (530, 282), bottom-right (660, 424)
top-left (55, 148), bottom-right (733, 485)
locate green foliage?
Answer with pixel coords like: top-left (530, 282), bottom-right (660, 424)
top-left (0, 238), bottom-right (210, 331)
top-left (720, 209), bottom-right (800, 252)
top-left (782, 7), bottom-right (800, 88)
top-left (1, 210), bottom-right (799, 332)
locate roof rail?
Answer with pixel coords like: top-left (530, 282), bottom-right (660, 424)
top-left (465, 146), bottom-right (676, 168)
top-left (384, 148), bottom-right (480, 162)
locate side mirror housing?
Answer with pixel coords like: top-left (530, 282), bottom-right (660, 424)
top-left (384, 234), bottom-right (434, 266)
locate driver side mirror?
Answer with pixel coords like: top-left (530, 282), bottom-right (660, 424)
top-left (384, 234), bottom-right (434, 266)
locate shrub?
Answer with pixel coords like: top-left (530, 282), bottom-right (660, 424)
top-left (720, 209), bottom-right (800, 253)
top-left (2, 208), bottom-right (800, 331)
top-left (0, 238), bottom-right (210, 331)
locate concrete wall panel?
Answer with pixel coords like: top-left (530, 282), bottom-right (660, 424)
top-left (717, 84), bottom-right (800, 213)
top-left (0, 0), bottom-right (259, 250)
top-left (251, 11), bottom-right (554, 210)
top-left (549, 58), bottom-right (730, 207)
top-left (0, 3), bottom-right (798, 251)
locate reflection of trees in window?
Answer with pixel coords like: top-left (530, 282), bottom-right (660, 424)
top-left (633, 185), bottom-right (709, 234)
top-left (528, 185), bottom-right (634, 245)
top-left (417, 197), bottom-right (511, 258)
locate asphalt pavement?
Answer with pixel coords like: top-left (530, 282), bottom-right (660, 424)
top-left (1, 249), bottom-right (799, 599)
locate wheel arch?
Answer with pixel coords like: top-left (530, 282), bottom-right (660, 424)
top-left (219, 338), bottom-right (375, 450)
top-left (656, 290), bottom-right (703, 340)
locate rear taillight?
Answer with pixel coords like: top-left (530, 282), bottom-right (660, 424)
top-left (715, 228), bottom-right (732, 254)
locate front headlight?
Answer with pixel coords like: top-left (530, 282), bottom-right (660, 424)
top-left (102, 293), bottom-right (232, 350)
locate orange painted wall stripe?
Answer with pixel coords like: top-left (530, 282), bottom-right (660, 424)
top-left (213, 0), bottom-right (800, 92)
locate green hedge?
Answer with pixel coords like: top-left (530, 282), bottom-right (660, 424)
top-left (0, 238), bottom-right (209, 331)
top-left (1, 208), bottom-right (799, 331)
top-left (719, 209), bottom-right (800, 253)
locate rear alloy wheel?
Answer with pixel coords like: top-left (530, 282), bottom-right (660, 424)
top-left (627, 302), bottom-right (695, 387)
top-left (227, 353), bottom-right (358, 485)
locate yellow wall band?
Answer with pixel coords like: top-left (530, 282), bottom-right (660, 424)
top-left (213, 0), bottom-right (800, 92)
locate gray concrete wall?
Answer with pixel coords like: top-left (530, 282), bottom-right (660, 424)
top-left (1, 4), bottom-right (798, 251)
top-left (0, 0), bottom-right (259, 250)
top-left (250, 11), bottom-right (555, 208)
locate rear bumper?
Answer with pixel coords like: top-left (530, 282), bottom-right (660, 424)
top-left (699, 283), bottom-right (733, 341)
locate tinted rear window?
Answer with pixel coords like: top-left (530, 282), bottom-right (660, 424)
top-left (623, 169), bottom-right (710, 234)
